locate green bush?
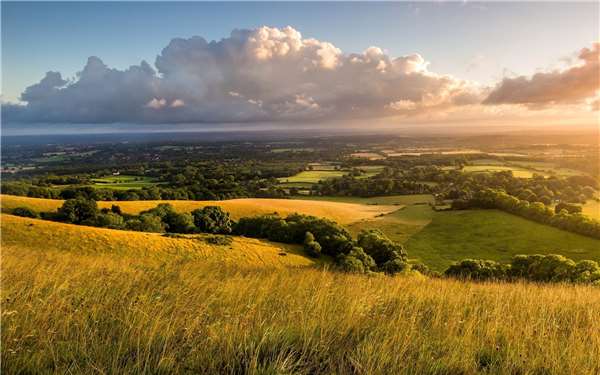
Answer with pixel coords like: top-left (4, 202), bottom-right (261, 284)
top-left (12, 206), bottom-right (39, 218)
top-left (191, 206), bottom-right (232, 234)
top-left (303, 232), bottom-right (322, 258)
top-left (126, 214), bottom-right (165, 233)
top-left (57, 198), bottom-right (98, 224)
top-left (95, 212), bottom-right (125, 229)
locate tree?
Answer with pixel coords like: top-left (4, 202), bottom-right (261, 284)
top-left (12, 206), bottom-right (39, 218)
top-left (95, 212), bottom-right (125, 229)
top-left (357, 230), bottom-right (407, 265)
top-left (303, 231), bottom-right (322, 257)
top-left (126, 214), bottom-right (165, 232)
top-left (191, 206), bottom-right (232, 234)
top-left (57, 198), bottom-right (98, 224)
top-left (555, 202), bottom-right (582, 215)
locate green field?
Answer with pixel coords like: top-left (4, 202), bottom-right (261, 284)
top-left (583, 200), bottom-right (600, 220)
top-left (462, 165), bottom-right (542, 178)
top-left (404, 209), bottom-right (600, 271)
top-left (278, 170), bottom-right (347, 184)
top-left (295, 194), bottom-right (434, 206)
top-left (91, 175), bottom-right (161, 190)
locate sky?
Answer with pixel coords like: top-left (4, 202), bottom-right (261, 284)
top-left (1, 1), bottom-right (599, 132)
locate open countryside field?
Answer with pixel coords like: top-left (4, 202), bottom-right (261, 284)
top-left (0, 194), bottom-right (396, 225)
top-left (583, 200), bottom-right (600, 220)
top-left (462, 165), bottom-right (543, 178)
top-left (91, 175), bottom-right (162, 190)
top-left (277, 170), bottom-right (347, 184)
top-left (1, 214), bottom-right (316, 268)
top-left (294, 194), bottom-right (434, 206)
top-left (3, 230), bottom-right (600, 373)
top-left (404, 208), bottom-right (600, 271)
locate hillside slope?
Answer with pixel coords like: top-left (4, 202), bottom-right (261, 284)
top-left (3, 235), bottom-right (599, 374)
top-left (1, 214), bottom-right (317, 268)
top-left (0, 194), bottom-right (395, 224)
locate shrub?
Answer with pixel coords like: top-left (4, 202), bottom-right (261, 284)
top-left (191, 206), bottom-right (232, 234)
top-left (357, 229), bottom-right (407, 265)
top-left (94, 212), bottom-right (125, 229)
top-left (336, 247), bottom-right (376, 273)
top-left (126, 214), bottom-right (165, 232)
top-left (204, 235), bottom-right (233, 246)
top-left (380, 258), bottom-right (408, 275)
top-left (12, 206), bottom-right (39, 218)
top-left (57, 198), bottom-right (98, 224)
top-left (303, 232), bottom-right (322, 258)
top-left (445, 259), bottom-right (508, 281)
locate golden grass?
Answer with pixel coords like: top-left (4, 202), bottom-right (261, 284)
top-left (0, 194), bottom-right (395, 224)
top-left (3, 241), bottom-right (600, 374)
top-left (0, 214), bottom-right (316, 268)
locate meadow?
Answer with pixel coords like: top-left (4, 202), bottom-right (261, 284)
top-left (462, 165), bottom-right (541, 178)
top-left (90, 175), bottom-right (162, 190)
top-left (582, 199), bottom-right (600, 220)
top-left (405, 209), bottom-right (600, 271)
top-left (0, 194), bottom-right (395, 225)
top-left (277, 170), bottom-right (347, 184)
top-left (347, 204), bottom-right (600, 271)
top-left (3, 232), bottom-right (599, 374)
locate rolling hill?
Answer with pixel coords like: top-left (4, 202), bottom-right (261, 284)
top-left (0, 194), bottom-right (395, 225)
top-left (1, 214), bottom-right (317, 268)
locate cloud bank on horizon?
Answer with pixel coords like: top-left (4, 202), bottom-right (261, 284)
top-left (2, 26), bottom-right (598, 125)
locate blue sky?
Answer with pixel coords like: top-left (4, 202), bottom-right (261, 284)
top-left (2, 1), bottom-right (598, 103)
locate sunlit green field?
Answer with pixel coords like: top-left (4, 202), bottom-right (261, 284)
top-left (583, 200), bottom-right (600, 220)
top-left (462, 165), bottom-right (542, 178)
top-left (404, 208), bottom-right (600, 271)
top-left (295, 194), bottom-right (434, 206)
top-left (277, 170), bottom-right (347, 184)
top-left (91, 175), bottom-right (161, 190)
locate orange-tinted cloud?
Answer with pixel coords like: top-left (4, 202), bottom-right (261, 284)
top-left (484, 43), bottom-right (599, 109)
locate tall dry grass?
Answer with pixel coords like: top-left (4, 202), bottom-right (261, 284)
top-left (2, 245), bottom-right (599, 374)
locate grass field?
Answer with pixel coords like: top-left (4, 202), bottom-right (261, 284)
top-left (404, 208), bottom-right (600, 271)
top-left (277, 170), bottom-right (347, 184)
top-left (0, 214), bottom-right (316, 268)
top-left (3, 227), bottom-right (599, 373)
top-left (294, 194), bottom-right (434, 206)
top-left (91, 175), bottom-right (161, 190)
top-left (583, 200), bottom-right (600, 220)
top-left (0, 194), bottom-right (396, 225)
top-left (462, 165), bottom-right (542, 178)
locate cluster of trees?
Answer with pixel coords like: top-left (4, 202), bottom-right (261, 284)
top-left (452, 188), bottom-right (600, 239)
top-left (442, 170), bottom-right (597, 205)
top-left (445, 254), bottom-right (600, 284)
top-left (315, 170), bottom-right (431, 197)
top-left (233, 214), bottom-right (413, 274)
top-left (12, 198), bottom-right (234, 235)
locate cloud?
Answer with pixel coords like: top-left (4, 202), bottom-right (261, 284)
top-left (484, 43), bottom-right (600, 109)
top-left (3, 26), bottom-right (482, 124)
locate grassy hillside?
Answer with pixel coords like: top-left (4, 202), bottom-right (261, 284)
top-left (293, 194), bottom-right (434, 206)
top-left (404, 209), bottom-right (600, 271)
top-left (3, 235), bottom-right (599, 374)
top-left (0, 194), bottom-right (395, 225)
top-left (0, 214), bottom-right (316, 268)
top-left (347, 205), bottom-right (600, 271)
